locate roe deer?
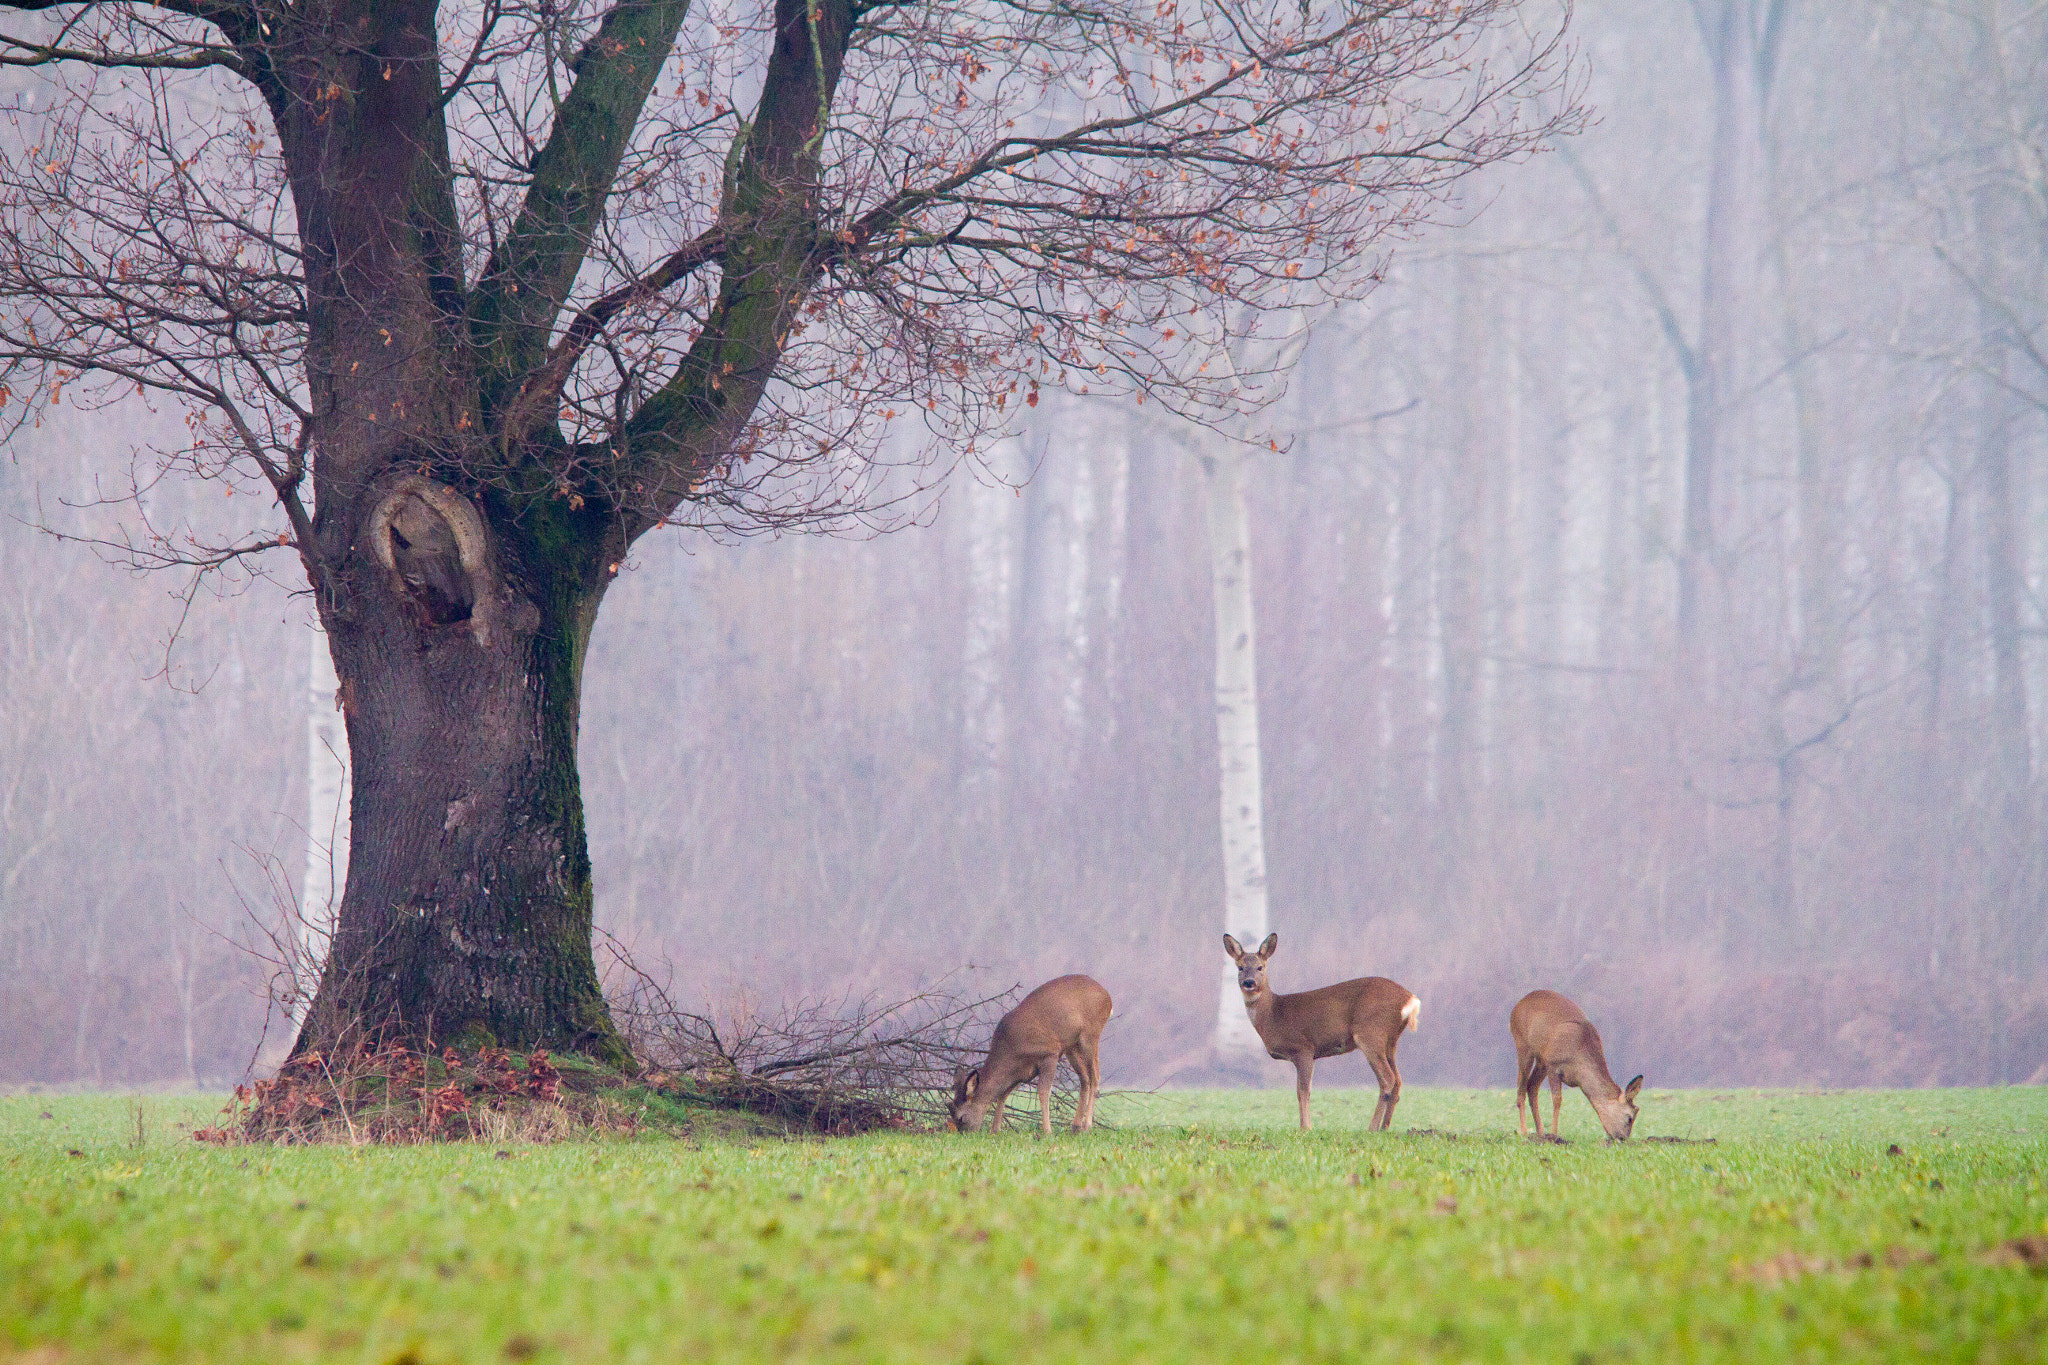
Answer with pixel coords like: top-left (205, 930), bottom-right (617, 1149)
top-left (1222, 934), bottom-right (1419, 1132)
top-left (949, 975), bottom-right (1112, 1135)
top-left (1509, 989), bottom-right (1643, 1141)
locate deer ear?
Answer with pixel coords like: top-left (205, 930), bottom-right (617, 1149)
top-left (1624, 1075), bottom-right (1644, 1102)
top-left (1222, 934), bottom-right (1243, 960)
top-left (963, 1067), bottom-right (980, 1099)
top-left (1258, 933), bottom-right (1278, 959)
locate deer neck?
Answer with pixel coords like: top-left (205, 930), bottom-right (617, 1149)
top-left (1569, 1059), bottom-right (1624, 1119)
top-left (1244, 987), bottom-right (1277, 1040)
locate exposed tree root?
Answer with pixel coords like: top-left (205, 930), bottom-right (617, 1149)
top-left (198, 1044), bottom-right (631, 1145)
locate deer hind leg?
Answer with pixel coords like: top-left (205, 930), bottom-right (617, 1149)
top-left (1293, 1055), bottom-right (1316, 1131)
top-left (1069, 1037), bottom-right (1101, 1132)
top-left (1523, 1062), bottom-right (1547, 1137)
top-left (1382, 1033), bottom-right (1405, 1130)
top-left (1363, 1047), bottom-right (1401, 1132)
top-left (1515, 1048), bottom-right (1536, 1137)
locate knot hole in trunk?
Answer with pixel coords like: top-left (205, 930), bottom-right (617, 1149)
top-left (366, 476), bottom-right (502, 648)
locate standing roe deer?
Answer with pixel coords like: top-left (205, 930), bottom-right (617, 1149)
top-left (1222, 934), bottom-right (1419, 1132)
top-left (949, 975), bottom-right (1112, 1135)
top-left (1510, 989), bottom-right (1643, 1141)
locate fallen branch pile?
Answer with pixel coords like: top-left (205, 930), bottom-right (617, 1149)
top-left (214, 898), bottom-right (1075, 1141)
top-left (602, 932), bottom-right (1059, 1133)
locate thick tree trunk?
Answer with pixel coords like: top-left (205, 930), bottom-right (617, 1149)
top-left (254, 0), bottom-right (841, 1067)
top-left (259, 0), bottom-right (643, 1067)
top-left (298, 487), bottom-right (626, 1065)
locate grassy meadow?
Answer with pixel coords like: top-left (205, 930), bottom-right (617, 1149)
top-left (3, 1085), bottom-right (2044, 1363)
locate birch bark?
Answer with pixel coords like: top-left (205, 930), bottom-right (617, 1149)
top-left (299, 626), bottom-right (350, 1026)
top-left (1204, 443), bottom-right (1270, 1059)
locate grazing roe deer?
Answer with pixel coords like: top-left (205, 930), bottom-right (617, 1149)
top-left (1510, 989), bottom-right (1643, 1141)
top-left (949, 975), bottom-right (1112, 1135)
top-left (1222, 934), bottom-right (1419, 1132)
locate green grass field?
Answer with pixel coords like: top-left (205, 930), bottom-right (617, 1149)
top-left (4, 1086), bottom-right (2044, 1363)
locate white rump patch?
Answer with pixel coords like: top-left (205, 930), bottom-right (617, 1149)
top-left (1401, 996), bottom-right (1421, 1031)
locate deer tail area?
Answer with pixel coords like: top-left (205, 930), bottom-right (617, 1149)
top-left (1401, 995), bottom-right (1421, 1032)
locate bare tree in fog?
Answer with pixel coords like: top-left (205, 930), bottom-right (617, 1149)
top-left (1566, 0), bottom-right (1789, 659)
top-left (1899, 0), bottom-right (2048, 1076)
top-left (0, 0), bottom-right (1577, 1062)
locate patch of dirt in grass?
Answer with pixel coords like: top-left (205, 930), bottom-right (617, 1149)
top-left (1066, 1183), bottom-right (1147, 1200)
top-left (1643, 1136), bottom-right (1718, 1145)
top-left (1979, 1235), bottom-right (2048, 1269)
top-left (1738, 1245), bottom-right (1937, 1283)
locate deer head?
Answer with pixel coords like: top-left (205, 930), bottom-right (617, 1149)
top-left (1595, 1075), bottom-right (1645, 1141)
top-left (947, 1066), bottom-right (984, 1132)
top-left (1222, 932), bottom-right (1278, 1002)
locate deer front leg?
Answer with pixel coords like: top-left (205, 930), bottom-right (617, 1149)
top-left (1037, 1056), bottom-right (1058, 1136)
top-left (1549, 1074), bottom-right (1564, 1137)
top-left (1294, 1055), bottom-right (1316, 1131)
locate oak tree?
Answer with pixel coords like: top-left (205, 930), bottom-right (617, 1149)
top-left (0, 0), bottom-right (1575, 1061)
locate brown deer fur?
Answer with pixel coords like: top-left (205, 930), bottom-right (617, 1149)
top-left (1510, 989), bottom-right (1644, 1141)
top-left (949, 975), bottom-right (1112, 1135)
top-left (1222, 934), bottom-right (1419, 1131)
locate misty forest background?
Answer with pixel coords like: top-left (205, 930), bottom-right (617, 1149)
top-left (5, 0), bottom-right (2047, 1091)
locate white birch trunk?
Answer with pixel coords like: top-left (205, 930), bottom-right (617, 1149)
top-left (299, 625), bottom-right (349, 1023)
top-left (1204, 443), bottom-right (1270, 1058)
